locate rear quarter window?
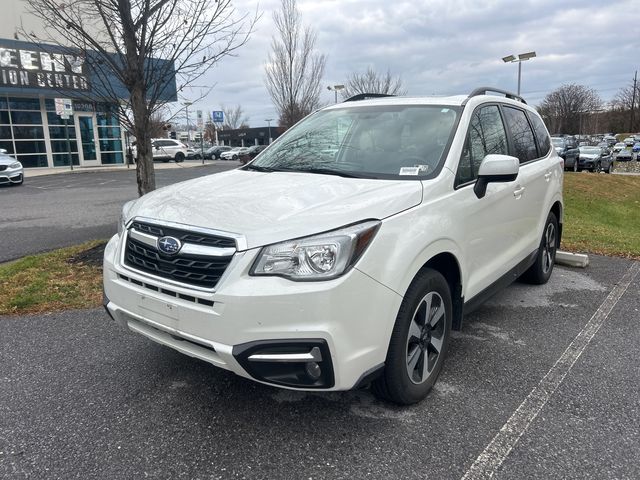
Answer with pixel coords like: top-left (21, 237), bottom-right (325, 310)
top-left (528, 112), bottom-right (551, 156)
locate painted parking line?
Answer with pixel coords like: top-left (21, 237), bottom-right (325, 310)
top-left (461, 261), bottom-right (640, 480)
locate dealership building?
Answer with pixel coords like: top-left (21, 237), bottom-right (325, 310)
top-left (1, 6), bottom-right (176, 169)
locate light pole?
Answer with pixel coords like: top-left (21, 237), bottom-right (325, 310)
top-left (502, 51), bottom-right (536, 96)
top-left (183, 101), bottom-right (193, 142)
top-left (265, 118), bottom-right (274, 144)
top-left (327, 84), bottom-right (345, 103)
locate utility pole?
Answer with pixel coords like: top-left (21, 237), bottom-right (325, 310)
top-left (630, 70), bottom-right (637, 133)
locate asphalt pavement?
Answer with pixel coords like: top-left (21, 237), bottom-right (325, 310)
top-left (1, 255), bottom-right (638, 479)
top-left (0, 161), bottom-right (238, 263)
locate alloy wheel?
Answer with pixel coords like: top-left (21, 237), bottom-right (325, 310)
top-left (542, 222), bottom-right (556, 274)
top-left (405, 292), bottom-right (446, 384)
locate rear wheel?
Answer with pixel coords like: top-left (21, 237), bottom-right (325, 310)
top-left (372, 269), bottom-right (452, 405)
top-left (520, 211), bottom-right (558, 285)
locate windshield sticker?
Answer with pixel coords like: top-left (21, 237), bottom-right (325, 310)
top-left (399, 166), bottom-right (430, 176)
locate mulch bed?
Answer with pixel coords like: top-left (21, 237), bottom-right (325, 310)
top-left (67, 242), bottom-right (107, 268)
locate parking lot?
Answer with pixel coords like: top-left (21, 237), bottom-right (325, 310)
top-left (1, 255), bottom-right (638, 479)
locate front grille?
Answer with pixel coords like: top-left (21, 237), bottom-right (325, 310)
top-left (131, 221), bottom-right (236, 248)
top-left (124, 222), bottom-right (236, 290)
top-left (0, 165), bottom-right (7, 171)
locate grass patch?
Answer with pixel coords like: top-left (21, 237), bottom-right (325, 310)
top-left (0, 240), bottom-right (105, 315)
top-left (561, 173), bottom-right (640, 259)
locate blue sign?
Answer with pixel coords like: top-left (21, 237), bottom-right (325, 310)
top-left (212, 111), bottom-right (224, 123)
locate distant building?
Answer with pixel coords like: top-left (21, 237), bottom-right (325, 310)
top-left (217, 126), bottom-right (281, 147)
top-left (0, 2), bottom-right (176, 169)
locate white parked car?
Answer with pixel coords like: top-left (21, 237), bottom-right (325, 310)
top-left (132, 138), bottom-right (188, 163)
top-left (104, 88), bottom-right (563, 404)
top-left (0, 150), bottom-right (23, 186)
top-left (220, 147), bottom-right (250, 160)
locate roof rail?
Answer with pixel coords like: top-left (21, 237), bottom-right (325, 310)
top-left (463, 87), bottom-right (527, 105)
top-left (344, 93), bottom-right (395, 102)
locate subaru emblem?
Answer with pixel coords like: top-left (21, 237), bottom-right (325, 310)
top-left (157, 236), bottom-right (182, 255)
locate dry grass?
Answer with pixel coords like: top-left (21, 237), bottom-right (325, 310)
top-left (0, 240), bottom-right (105, 315)
top-left (561, 173), bottom-right (640, 259)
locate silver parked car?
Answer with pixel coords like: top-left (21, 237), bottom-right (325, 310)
top-left (0, 150), bottom-right (23, 186)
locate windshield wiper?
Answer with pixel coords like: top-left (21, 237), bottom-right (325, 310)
top-left (289, 167), bottom-right (361, 178)
top-left (243, 164), bottom-right (280, 172)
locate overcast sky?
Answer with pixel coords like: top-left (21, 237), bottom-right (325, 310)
top-left (180, 0), bottom-right (640, 128)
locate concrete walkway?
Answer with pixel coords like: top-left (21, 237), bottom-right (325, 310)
top-left (25, 159), bottom-right (235, 178)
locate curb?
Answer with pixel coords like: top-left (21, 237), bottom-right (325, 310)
top-left (556, 250), bottom-right (589, 268)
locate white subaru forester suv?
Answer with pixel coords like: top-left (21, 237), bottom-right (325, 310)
top-left (104, 88), bottom-right (563, 405)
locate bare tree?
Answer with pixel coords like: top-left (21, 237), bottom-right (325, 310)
top-left (612, 77), bottom-right (640, 132)
top-left (25, 0), bottom-right (256, 195)
top-left (341, 67), bottom-right (407, 99)
top-left (220, 104), bottom-right (250, 130)
top-left (537, 84), bottom-right (602, 135)
top-left (264, 0), bottom-right (326, 129)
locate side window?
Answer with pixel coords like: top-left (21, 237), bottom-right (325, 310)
top-left (502, 106), bottom-right (537, 163)
top-left (528, 112), bottom-right (551, 156)
top-left (456, 105), bottom-right (508, 185)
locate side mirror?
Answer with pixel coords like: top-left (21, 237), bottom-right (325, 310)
top-left (474, 154), bottom-right (519, 199)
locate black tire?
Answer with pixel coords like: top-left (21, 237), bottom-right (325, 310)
top-left (520, 211), bottom-right (558, 285)
top-left (175, 152), bottom-right (185, 163)
top-left (606, 163), bottom-right (613, 174)
top-left (232, 154), bottom-right (238, 160)
top-left (592, 162), bottom-right (600, 173)
top-left (372, 268), bottom-right (452, 405)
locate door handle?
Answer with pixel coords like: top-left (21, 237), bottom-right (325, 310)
top-left (544, 171), bottom-right (552, 181)
top-left (513, 186), bottom-right (525, 197)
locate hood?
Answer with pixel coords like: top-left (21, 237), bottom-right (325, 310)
top-left (128, 169), bottom-right (423, 249)
top-left (0, 155), bottom-right (18, 165)
top-left (579, 153), bottom-right (598, 160)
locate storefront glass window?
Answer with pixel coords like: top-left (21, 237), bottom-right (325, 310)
top-left (19, 155), bottom-right (49, 168)
top-left (53, 153), bottom-right (79, 167)
top-left (8, 97), bottom-right (41, 111)
top-left (11, 111), bottom-right (43, 125)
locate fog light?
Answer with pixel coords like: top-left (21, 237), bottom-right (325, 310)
top-left (305, 361), bottom-right (322, 380)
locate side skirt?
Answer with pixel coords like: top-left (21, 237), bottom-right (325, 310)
top-left (462, 249), bottom-right (538, 317)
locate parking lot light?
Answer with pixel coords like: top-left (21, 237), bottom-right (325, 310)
top-left (502, 51), bottom-right (536, 95)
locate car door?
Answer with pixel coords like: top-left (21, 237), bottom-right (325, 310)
top-left (501, 106), bottom-right (555, 256)
top-left (453, 104), bottom-right (528, 299)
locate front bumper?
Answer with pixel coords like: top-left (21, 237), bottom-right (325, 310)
top-left (103, 234), bottom-right (402, 391)
top-left (0, 166), bottom-right (23, 184)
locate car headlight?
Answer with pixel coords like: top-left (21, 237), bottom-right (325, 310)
top-left (251, 220), bottom-right (381, 281)
top-left (118, 200), bottom-right (137, 236)
top-left (9, 162), bottom-right (21, 169)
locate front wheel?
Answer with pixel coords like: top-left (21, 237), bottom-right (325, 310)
top-left (520, 211), bottom-right (558, 285)
top-left (606, 163), bottom-right (613, 174)
top-left (175, 152), bottom-right (185, 163)
top-left (372, 269), bottom-right (452, 405)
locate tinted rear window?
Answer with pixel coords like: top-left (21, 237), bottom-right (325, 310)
top-left (502, 106), bottom-right (537, 163)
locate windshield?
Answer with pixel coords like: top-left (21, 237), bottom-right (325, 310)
top-left (248, 105), bottom-right (460, 179)
top-left (551, 138), bottom-right (565, 146)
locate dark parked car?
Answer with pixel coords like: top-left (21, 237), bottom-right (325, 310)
top-left (577, 146), bottom-right (613, 173)
top-left (552, 136), bottom-right (580, 171)
top-left (615, 148), bottom-right (633, 161)
top-left (204, 145), bottom-right (232, 159)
